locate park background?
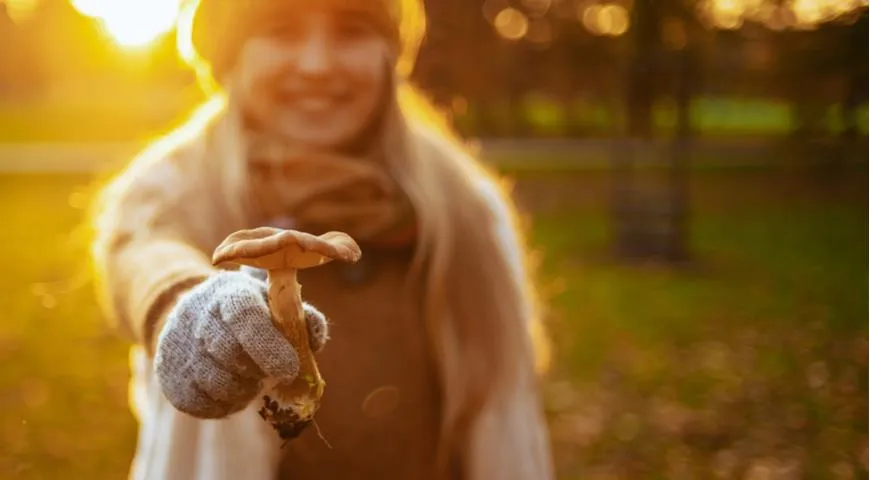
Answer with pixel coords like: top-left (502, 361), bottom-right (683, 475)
top-left (0, 0), bottom-right (867, 478)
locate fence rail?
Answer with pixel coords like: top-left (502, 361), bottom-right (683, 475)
top-left (0, 138), bottom-right (780, 173)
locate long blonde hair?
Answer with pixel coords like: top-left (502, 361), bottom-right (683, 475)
top-left (118, 0), bottom-right (552, 472)
top-left (387, 86), bottom-right (552, 467)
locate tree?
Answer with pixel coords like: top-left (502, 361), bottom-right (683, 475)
top-left (609, 0), bottom-right (701, 263)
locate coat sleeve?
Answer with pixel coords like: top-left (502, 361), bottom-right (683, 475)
top-left (468, 178), bottom-right (556, 480)
top-left (91, 154), bottom-right (217, 353)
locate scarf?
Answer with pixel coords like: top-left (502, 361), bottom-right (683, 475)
top-left (243, 129), bottom-right (418, 249)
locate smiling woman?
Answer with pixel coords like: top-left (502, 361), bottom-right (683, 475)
top-left (70, 0), bottom-right (182, 49)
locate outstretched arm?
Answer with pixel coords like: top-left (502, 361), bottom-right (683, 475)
top-left (91, 157), bottom-right (216, 355)
top-left (91, 153), bottom-right (330, 419)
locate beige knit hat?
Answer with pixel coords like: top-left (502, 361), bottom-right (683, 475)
top-left (177, 0), bottom-right (426, 89)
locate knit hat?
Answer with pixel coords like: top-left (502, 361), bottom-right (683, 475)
top-left (177, 0), bottom-right (426, 89)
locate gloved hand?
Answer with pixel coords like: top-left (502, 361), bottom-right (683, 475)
top-left (154, 267), bottom-right (329, 419)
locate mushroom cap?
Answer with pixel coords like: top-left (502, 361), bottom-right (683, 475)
top-left (212, 227), bottom-right (362, 270)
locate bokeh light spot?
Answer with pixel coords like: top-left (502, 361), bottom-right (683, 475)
top-left (711, 0), bottom-right (745, 29)
top-left (582, 3), bottom-right (630, 37)
top-left (581, 4), bottom-right (603, 35)
top-left (599, 4), bottom-right (630, 36)
top-left (494, 7), bottom-right (529, 41)
top-left (361, 386), bottom-right (400, 419)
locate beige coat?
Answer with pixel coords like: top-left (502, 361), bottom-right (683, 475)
top-left (94, 108), bottom-right (555, 480)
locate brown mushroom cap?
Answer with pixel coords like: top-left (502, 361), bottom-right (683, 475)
top-left (212, 227), bottom-right (362, 270)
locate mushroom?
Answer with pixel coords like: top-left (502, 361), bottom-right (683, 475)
top-left (212, 227), bottom-right (362, 441)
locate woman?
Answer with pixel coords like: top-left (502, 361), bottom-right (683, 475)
top-left (90, 0), bottom-right (554, 478)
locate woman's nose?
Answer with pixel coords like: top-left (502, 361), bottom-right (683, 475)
top-left (296, 31), bottom-right (335, 77)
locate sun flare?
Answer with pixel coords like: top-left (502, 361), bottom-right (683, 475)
top-left (70, 0), bottom-right (182, 49)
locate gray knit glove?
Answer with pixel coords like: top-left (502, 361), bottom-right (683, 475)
top-left (154, 267), bottom-right (329, 419)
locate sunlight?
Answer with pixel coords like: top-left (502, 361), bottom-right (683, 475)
top-left (70, 0), bottom-right (182, 49)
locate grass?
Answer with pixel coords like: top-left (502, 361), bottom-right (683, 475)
top-left (522, 169), bottom-right (868, 478)
top-left (0, 166), bottom-right (866, 479)
top-left (448, 95), bottom-right (868, 138)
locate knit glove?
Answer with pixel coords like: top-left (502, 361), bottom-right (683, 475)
top-left (154, 268), bottom-right (329, 419)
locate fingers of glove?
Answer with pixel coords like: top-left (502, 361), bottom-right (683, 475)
top-left (161, 376), bottom-right (232, 419)
top-left (192, 351), bottom-right (262, 409)
top-left (154, 323), bottom-right (237, 419)
top-left (213, 274), bottom-right (301, 380)
top-left (167, 272), bottom-right (262, 380)
top-left (194, 301), bottom-right (263, 381)
top-left (303, 303), bottom-right (330, 353)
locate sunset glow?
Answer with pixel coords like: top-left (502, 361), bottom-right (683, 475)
top-left (70, 0), bottom-right (182, 49)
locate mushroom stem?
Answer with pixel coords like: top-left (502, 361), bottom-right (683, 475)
top-left (264, 268), bottom-right (324, 416)
top-left (265, 268), bottom-right (304, 339)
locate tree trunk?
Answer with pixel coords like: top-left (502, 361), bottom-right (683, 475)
top-left (612, 0), bottom-right (661, 260)
top-left (665, 43), bottom-right (694, 264)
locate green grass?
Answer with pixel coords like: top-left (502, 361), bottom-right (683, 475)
top-left (524, 170), bottom-right (867, 478)
top-left (454, 95), bottom-right (869, 138)
top-left (0, 168), bottom-right (866, 479)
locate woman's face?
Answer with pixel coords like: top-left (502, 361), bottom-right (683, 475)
top-left (235, 5), bottom-right (389, 149)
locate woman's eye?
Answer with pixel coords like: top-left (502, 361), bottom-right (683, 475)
top-left (334, 20), bottom-right (372, 41)
top-left (262, 22), bottom-right (300, 41)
